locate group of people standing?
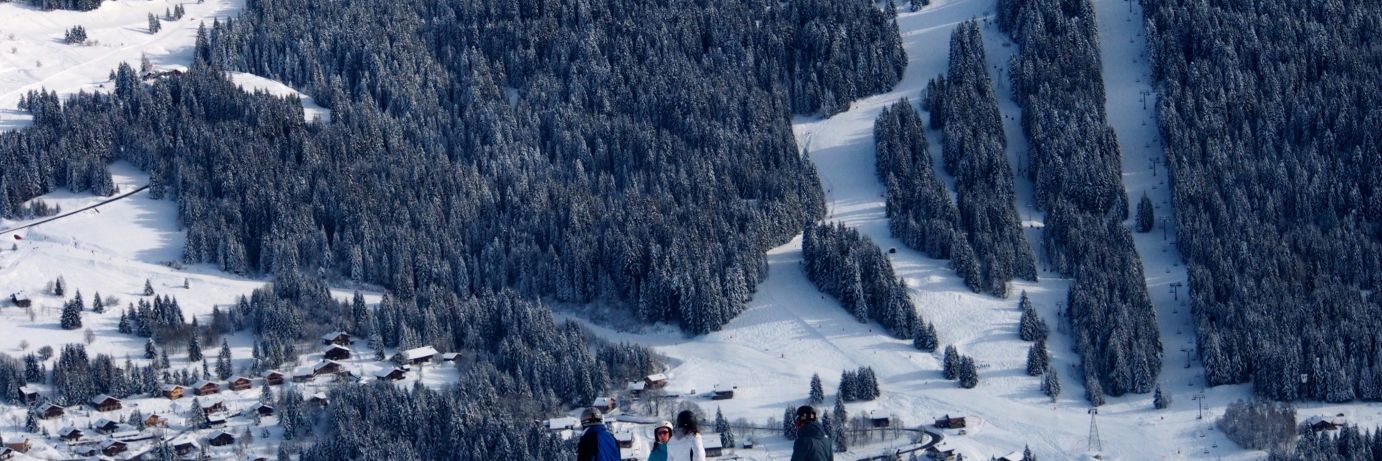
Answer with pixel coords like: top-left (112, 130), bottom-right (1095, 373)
top-left (576, 405), bottom-right (833, 461)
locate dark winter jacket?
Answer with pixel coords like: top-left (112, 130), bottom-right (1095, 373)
top-left (791, 420), bottom-right (834, 461)
top-left (577, 423), bottom-right (621, 461)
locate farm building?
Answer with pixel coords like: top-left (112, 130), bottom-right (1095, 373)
top-left (441, 352), bottom-right (460, 362)
top-left (310, 392), bottom-right (329, 406)
top-left (205, 415), bottom-right (227, 428)
top-left (172, 439), bottom-right (200, 456)
top-left (394, 346), bottom-right (439, 365)
top-left (90, 394), bottom-right (122, 412)
top-left (869, 417), bottom-right (891, 428)
top-left (9, 293), bottom-right (30, 308)
top-left (292, 368), bottom-right (316, 383)
top-left (3, 437), bottom-right (30, 454)
top-left (57, 427), bottom-right (82, 442)
top-left (321, 331), bottom-right (352, 346)
top-left (257, 404), bottom-right (275, 416)
top-left (711, 389), bottom-right (734, 400)
top-left (200, 399), bottom-right (228, 414)
top-left (934, 415), bottom-right (966, 429)
top-left (313, 360), bottom-right (345, 376)
top-left (192, 380), bottom-right (221, 396)
top-left (704, 433), bottom-right (725, 457)
top-left (592, 396), bottom-right (617, 412)
top-left (644, 373), bottom-right (669, 389)
top-left (93, 418), bottom-right (121, 434)
top-left (145, 414), bottom-right (168, 427)
top-left (322, 344), bottom-right (352, 361)
top-left (1306, 414), bottom-right (1348, 432)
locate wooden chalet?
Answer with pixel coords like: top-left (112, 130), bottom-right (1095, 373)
top-left (644, 373), bottom-right (669, 389)
top-left (100, 439), bottom-right (128, 456)
top-left (93, 418), bottom-right (121, 434)
top-left (394, 346), bottom-right (439, 365)
top-left (57, 427), bottom-right (82, 442)
top-left (322, 344), bottom-right (352, 361)
top-left (926, 447), bottom-right (957, 461)
top-left (17, 385), bottom-right (39, 404)
top-left (592, 396), bottom-right (617, 412)
top-left (868, 417), bottom-right (891, 428)
top-left (228, 376), bottom-right (254, 391)
top-left (313, 360), bottom-right (345, 376)
top-left (375, 367), bottom-right (407, 382)
top-left (172, 439), bottom-right (200, 456)
top-left (292, 368), bottom-right (316, 383)
top-left (145, 414), bottom-right (168, 427)
top-left (309, 392), bottom-right (329, 406)
top-left (1306, 414), bottom-right (1348, 432)
top-left (199, 399), bottom-right (228, 414)
top-left (160, 383), bottom-right (185, 400)
top-left (995, 451), bottom-right (1025, 461)
top-left (320, 331), bottom-right (352, 346)
top-left (711, 389), bottom-right (735, 400)
top-left (441, 352), bottom-right (461, 362)
top-left (90, 394), bottom-right (122, 412)
top-left (205, 414), bottom-right (228, 428)
top-left (207, 430), bottom-right (236, 447)
top-left (256, 404), bottom-right (275, 416)
top-left (265, 371), bottom-right (286, 386)
top-left (3, 438), bottom-right (31, 454)
top-left (192, 380), bottom-right (220, 396)
top-left (934, 414), bottom-right (966, 429)
top-left (9, 293), bottom-right (31, 308)
top-left (37, 402), bottom-right (63, 419)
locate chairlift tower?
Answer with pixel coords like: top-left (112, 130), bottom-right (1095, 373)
top-left (1088, 408), bottom-right (1103, 454)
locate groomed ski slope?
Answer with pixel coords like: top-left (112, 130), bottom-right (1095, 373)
top-left (573, 0), bottom-right (1281, 459)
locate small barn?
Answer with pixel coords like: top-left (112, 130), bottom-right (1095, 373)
top-left (57, 427), bottom-right (82, 442)
top-left (10, 293), bottom-right (31, 308)
top-left (644, 373), bottom-right (669, 389)
top-left (205, 415), bottom-right (227, 428)
top-left (93, 418), bottom-right (121, 434)
top-left (161, 384), bottom-right (185, 400)
top-left (3, 437), bottom-right (31, 454)
top-left (200, 399), bottom-right (228, 414)
top-left (292, 368), bottom-right (316, 383)
top-left (934, 415), bottom-right (966, 429)
top-left (995, 451), bottom-right (1024, 461)
top-left (192, 380), bottom-right (220, 396)
top-left (704, 433), bottom-right (724, 457)
top-left (265, 371), bottom-right (286, 386)
top-left (322, 344), bottom-right (352, 361)
top-left (90, 394), bottom-right (122, 412)
top-left (711, 389), bottom-right (735, 400)
top-left (869, 417), bottom-right (891, 428)
top-left (256, 404), bottom-right (275, 416)
top-left (309, 392), bottom-right (329, 406)
top-left (1306, 414), bottom-right (1348, 432)
top-left (627, 381), bottom-right (646, 395)
top-left (320, 331), bottom-right (352, 346)
top-left (375, 367), bottom-right (407, 382)
top-left (441, 352), bottom-right (461, 362)
top-left (145, 414), bottom-right (168, 427)
top-left (207, 430), bottom-right (236, 447)
top-left (228, 376), bottom-right (254, 391)
top-left (394, 346), bottom-right (439, 365)
top-left (37, 402), bottom-right (63, 419)
top-left (17, 385), bottom-right (39, 404)
top-left (100, 439), bottom-right (128, 456)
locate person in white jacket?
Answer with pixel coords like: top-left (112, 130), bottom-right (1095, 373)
top-left (666, 410), bottom-right (706, 461)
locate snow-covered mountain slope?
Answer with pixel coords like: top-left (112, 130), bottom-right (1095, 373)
top-left (567, 0), bottom-right (1306, 459)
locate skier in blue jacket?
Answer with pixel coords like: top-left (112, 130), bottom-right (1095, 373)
top-left (577, 407), bottom-right (621, 461)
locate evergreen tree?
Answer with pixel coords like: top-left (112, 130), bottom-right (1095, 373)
top-left (913, 321), bottom-right (938, 352)
top-left (53, 276), bottom-right (64, 296)
top-left (958, 356), bottom-right (978, 388)
top-left (1026, 339), bottom-right (1049, 376)
top-left (145, 338), bottom-right (158, 360)
top-left (782, 405), bottom-right (798, 441)
top-left (831, 397), bottom-right (848, 452)
top-left (25, 409), bottom-right (39, 433)
top-left (1017, 292), bottom-right (1047, 341)
top-left (187, 334), bottom-right (203, 362)
top-left (216, 339), bottom-right (232, 379)
top-left (1022, 445), bottom-right (1037, 461)
top-left (943, 345), bottom-right (960, 380)
top-left (809, 373), bottom-right (824, 405)
top-left (143, 279), bottom-right (154, 296)
top-left (1153, 384), bottom-right (1171, 410)
top-left (1136, 194), bottom-right (1154, 233)
top-left (59, 299), bottom-right (82, 330)
top-left (148, 13), bottom-right (161, 34)
top-left (92, 292), bottom-right (104, 313)
top-left (1041, 365), bottom-right (1061, 402)
top-left (715, 407), bottom-right (735, 449)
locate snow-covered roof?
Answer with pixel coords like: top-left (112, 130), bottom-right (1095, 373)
top-left (311, 392), bottom-right (328, 401)
top-left (90, 394), bottom-right (119, 404)
top-left (398, 346), bottom-right (439, 360)
top-left (646, 373), bottom-right (668, 382)
top-left (614, 431), bottom-right (634, 443)
top-left (100, 439), bottom-right (126, 449)
top-left (703, 433), bottom-right (723, 450)
top-left (441, 352), bottom-right (460, 360)
top-left (58, 426), bottom-right (81, 436)
top-left (314, 360), bottom-right (343, 372)
top-left (192, 380), bottom-right (218, 388)
top-left (38, 402), bottom-right (62, 411)
top-left (321, 331), bottom-right (349, 340)
top-left (593, 396), bottom-right (614, 407)
top-left (627, 381), bottom-right (645, 391)
top-left (229, 375), bottom-right (252, 382)
top-left (208, 430), bottom-right (234, 440)
top-left (546, 416), bottom-right (579, 430)
top-left (199, 398), bottom-right (224, 409)
top-left (160, 383), bottom-right (184, 391)
top-left (18, 385), bottom-right (39, 394)
top-left (171, 437), bottom-right (200, 448)
top-left (998, 451), bottom-right (1024, 461)
top-left (322, 344), bottom-right (351, 352)
top-left (93, 418), bottom-right (118, 429)
top-left (1306, 415), bottom-right (1347, 426)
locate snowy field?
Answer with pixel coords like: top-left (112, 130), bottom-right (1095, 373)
top-left (1, 0), bottom-right (1379, 459)
top-left (0, 0), bottom-right (324, 131)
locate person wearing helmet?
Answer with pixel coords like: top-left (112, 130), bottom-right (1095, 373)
top-left (577, 407), bottom-right (620, 461)
top-left (791, 405), bottom-right (833, 461)
top-left (648, 421), bottom-right (673, 461)
top-left (667, 410), bottom-right (706, 461)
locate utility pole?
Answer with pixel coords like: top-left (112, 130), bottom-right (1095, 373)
top-left (1170, 282), bottom-right (1182, 301)
top-left (1191, 393), bottom-right (1205, 419)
